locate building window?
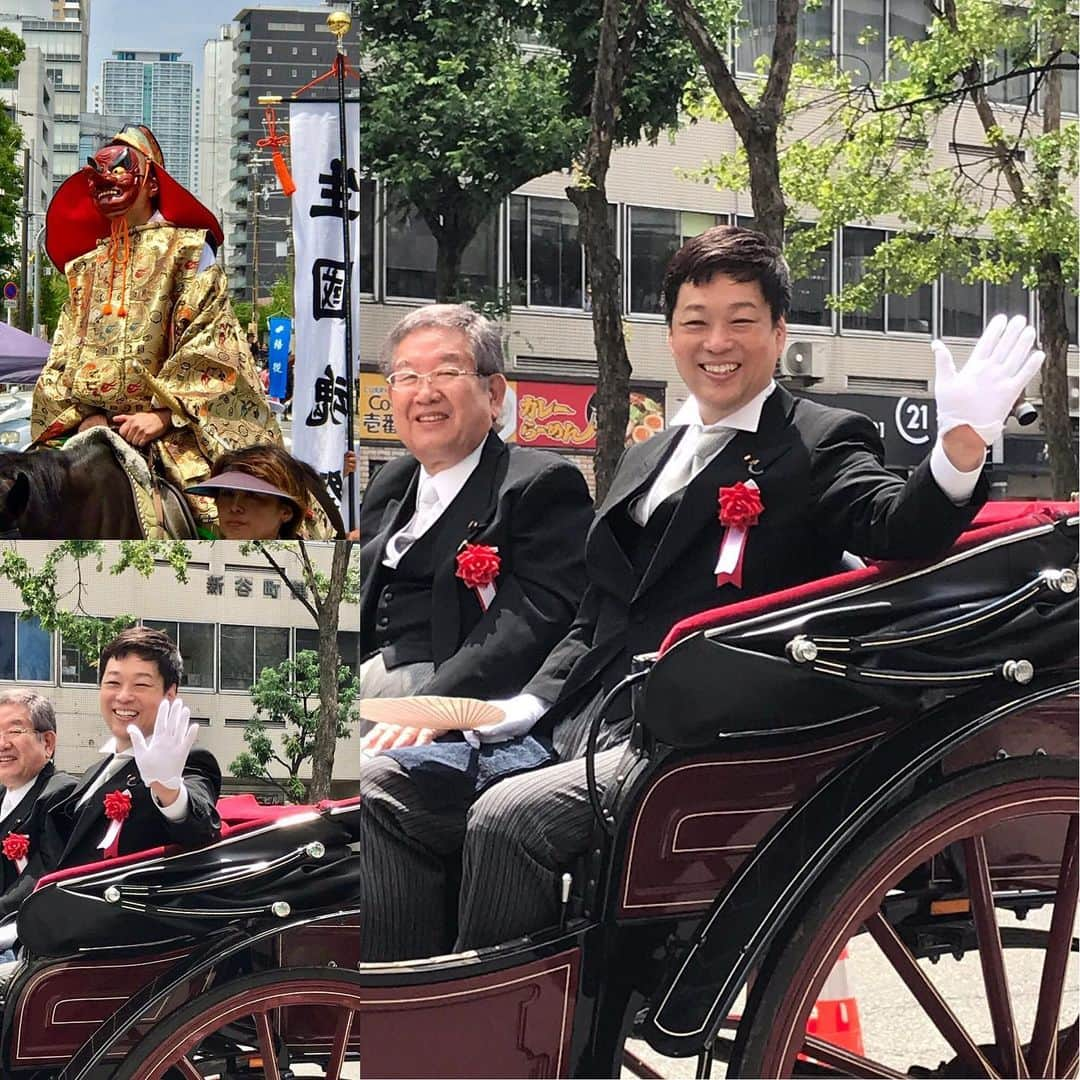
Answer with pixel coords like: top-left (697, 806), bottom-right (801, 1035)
top-left (266, 46), bottom-right (273, 56)
top-left (295, 630), bottom-right (361, 678)
top-left (841, 227), bottom-right (932, 333)
top-left (1062, 47), bottom-right (1079, 116)
top-left (384, 199), bottom-right (498, 300)
top-left (626, 207), bottom-right (722, 315)
top-left (941, 269), bottom-right (1027, 338)
top-left (986, 8), bottom-right (1032, 106)
top-left (143, 620), bottom-right (215, 690)
top-left (0, 612), bottom-right (53, 683)
top-left (219, 625), bottom-right (291, 691)
top-left (291, 68), bottom-right (298, 78)
top-left (841, 0), bottom-right (930, 84)
top-left (735, 0), bottom-right (834, 74)
top-left (60, 629), bottom-right (104, 686)
top-left (292, 46), bottom-right (298, 56)
top-left (509, 195), bottom-right (583, 310)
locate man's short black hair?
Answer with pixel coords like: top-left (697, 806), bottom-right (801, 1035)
top-left (98, 626), bottom-right (183, 691)
top-left (662, 225), bottom-right (792, 325)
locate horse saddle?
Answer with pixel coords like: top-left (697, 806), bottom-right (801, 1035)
top-left (63, 427), bottom-right (198, 540)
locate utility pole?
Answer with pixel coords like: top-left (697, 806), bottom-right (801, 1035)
top-left (18, 147), bottom-right (29, 330)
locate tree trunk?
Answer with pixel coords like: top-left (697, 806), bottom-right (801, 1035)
top-left (568, 182), bottom-right (629, 498)
top-left (308, 541), bottom-right (351, 801)
top-left (1037, 264), bottom-right (1078, 498)
top-left (434, 238), bottom-right (465, 303)
top-left (744, 125), bottom-right (786, 249)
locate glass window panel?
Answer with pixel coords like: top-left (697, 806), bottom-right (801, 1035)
top-left (179, 623), bottom-right (215, 690)
top-left (887, 282), bottom-right (933, 333)
top-left (295, 629), bottom-right (359, 678)
top-left (255, 626), bottom-right (290, 680)
top-left (509, 195), bottom-right (528, 304)
top-left (790, 241), bottom-right (833, 326)
top-left (1066, 291), bottom-right (1077, 347)
top-left (987, 9), bottom-right (1032, 105)
top-left (295, 628), bottom-right (318, 656)
top-left (842, 0), bottom-right (885, 84)
top-left (60, 636), bottom-right (99, 685)
top-left (385, 203), bottom-right (436, 299)
top-left (629, 206), bottom-right (678, 314)
top-left (16, 614), bottom-right (52, 682)
top-left (458, 214), bottom-right (499, 296)
top-left (359, 180), bottom-right (375, 294)
top-left (941, 275), bottom-right (983, 337)
top-left (841, 227), bottom-right (885, 331)
top-left (0, 612), bottom-right (13, 679)
top-left (529, 197), bottom-right (583, 309)
top-left (986, 274), bottom-right (1027, 323)
top-left (220, 625), bottom-right (255, 691)
top-left (1061, 49), bottom-right (1078, 116)
top-left (737, 0), bottom-right (833, 72)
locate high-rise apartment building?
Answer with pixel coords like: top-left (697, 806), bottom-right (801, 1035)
top-left (0, 0), bottom-right (90, 189)
top-left (0, 45), bottom-right (53, 215)
top-left (99, 50), bottom-right (195, 188)
top-left (200, 23), bottom-right (236, 257)
top-left (228, 5), bottom-right (347, 301)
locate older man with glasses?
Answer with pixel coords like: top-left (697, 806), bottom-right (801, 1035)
top-left (0, 692), bottom-right (76, 926)
top-left (356, 304), bottom-right (592, 924)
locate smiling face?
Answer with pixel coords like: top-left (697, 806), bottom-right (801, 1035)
top-left (388, 327), bottom-right (506, 474)
top-left (0, 703), bottom-right (54, 790)
top-left (667, 274), bottom-right (786, 424)
top-left (214, 489), bottom-right (294, 540)
top-left (87, 145), bottom-right (158, 226)
top-left (99, 654), bottom-right (176, 749)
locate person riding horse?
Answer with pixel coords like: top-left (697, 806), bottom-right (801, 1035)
top-left (30, 125), bottom-right (280, 535)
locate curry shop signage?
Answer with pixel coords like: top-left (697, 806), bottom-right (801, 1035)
top-left (358, 372), bottom-right (666, 452)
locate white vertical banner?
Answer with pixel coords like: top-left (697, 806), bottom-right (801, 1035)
top-left (290, 100), bottom-right (361, 525)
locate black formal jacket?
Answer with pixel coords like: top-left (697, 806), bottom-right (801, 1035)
top-left (43, 747), bottom-right (222, 872)
top-left (359, 430), bottom-right (593, 701)
top-left (526, 385), bottom-right (989, 731)
top-left (0, 762), bottom-right (77, 918)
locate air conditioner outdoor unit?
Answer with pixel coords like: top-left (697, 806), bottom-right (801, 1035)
top-left (780, 341), bottom-right (824, 382)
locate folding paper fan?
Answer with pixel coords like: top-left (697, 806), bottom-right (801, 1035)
top-left (358, 696), bottom-right (506, 731)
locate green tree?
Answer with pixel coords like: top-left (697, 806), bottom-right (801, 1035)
top-left (355, 0), bottom-right (587, 302)
top-left (229, 650), bottom-right (358, 803)
top-left (38, 268), bottom-right (69, 338)
top-left (0, 28), bottom-right (25, 276)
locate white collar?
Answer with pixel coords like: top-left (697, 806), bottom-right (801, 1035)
top-left (1, 776), bottom-right (37, 810)
top-left (671, 381), bottom-right (777, 434)
top-left (416, 436), bottom-right (487, 512)
top-left (98, 737), bottom-right (134, 760)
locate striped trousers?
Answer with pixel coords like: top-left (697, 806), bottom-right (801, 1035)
top-left (352, 690), bottom-right (631, 961)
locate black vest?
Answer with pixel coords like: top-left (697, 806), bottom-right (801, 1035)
top-left (366, 507), bottom-right (460, 669)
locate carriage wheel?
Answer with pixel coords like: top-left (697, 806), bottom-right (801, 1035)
top-left (109, 967), bottom-right (368, 1080)
top-left (729, 756), bottom-right (1079, 1079)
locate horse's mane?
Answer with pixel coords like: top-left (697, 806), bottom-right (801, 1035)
top-left (0, 447), bottom-right (70, 514)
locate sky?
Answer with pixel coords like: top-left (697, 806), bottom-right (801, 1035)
top-left (86, 0), bottom-right (330, 95)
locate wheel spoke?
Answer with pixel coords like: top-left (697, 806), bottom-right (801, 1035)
top-left (800, 1034), bottom-right (908, 1078)
top-left (1058, 1019), bottom-right (1078, 1079)
top-left (171, 1056), bottom-right (203, 1080)
top-left (1028, 815), bottom-right (1079, 1078)
top-left (963, 835), bottom-right (1029, 1078)
top-left (254, 1011), bottom-right (282, 1080)
top-left (325, 1007), bottom-right (355, 1080)
top-left (864, 911), bottom-right (999, 1078)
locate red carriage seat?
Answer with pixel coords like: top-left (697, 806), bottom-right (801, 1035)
top-left (659, 500), bottom-right (1077, 655)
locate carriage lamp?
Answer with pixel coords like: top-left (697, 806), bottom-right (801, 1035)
top-left (786, 635), bottom-right (819, 664)
top-left (1043, 568), bottom-right (1078, 593)
top-left (104, 886), bottom-right (121, 904)
top-left (272, 901), bottom-right (292, 918)
top-left (305, 841), bottom-right (326, 859)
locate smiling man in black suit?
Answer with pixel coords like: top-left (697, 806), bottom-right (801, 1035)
top-left (44, 627), bottom-right (220, 872)
top-left (0, 692), bottom-right (75, 922)
top-left (352, 225), bottom-right (1045, 961)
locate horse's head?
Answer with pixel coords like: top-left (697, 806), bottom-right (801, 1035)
top-left (0, 463), bottom-right (31, 537)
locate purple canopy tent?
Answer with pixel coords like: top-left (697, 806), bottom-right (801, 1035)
top-left (0, 321), bottom-right (49, 384)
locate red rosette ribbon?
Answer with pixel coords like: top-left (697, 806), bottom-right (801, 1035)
top-left (2, 832), bottom-right (29, 870)
top-left (715, 480), bottom-right (764, 588)
top-left (100, 789), bottom-right (133, 859)
top-left (455, 543), bottom-right (501, 610)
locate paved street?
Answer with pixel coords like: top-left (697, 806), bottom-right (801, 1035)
top-left (622, 907), bottom-right (1078, 1078)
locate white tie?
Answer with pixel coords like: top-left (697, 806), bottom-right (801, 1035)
top-left (638, 428), bottom-right (730, 523)
top-left (383, 483), bottom-right (443, 568)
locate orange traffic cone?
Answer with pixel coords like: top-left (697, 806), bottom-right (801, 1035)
top-left (806, 946), bottom-right (864, 1056)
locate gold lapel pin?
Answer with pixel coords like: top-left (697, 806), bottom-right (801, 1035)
top-left (744, 454), bottom-right (764, 476)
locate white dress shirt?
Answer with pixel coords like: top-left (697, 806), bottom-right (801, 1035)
top-left (79, 738), bottom-right (189, 821)
top-left (382, 437), bottom-right (487, 569)
top-left (0, 778), bottom-right (36, 822)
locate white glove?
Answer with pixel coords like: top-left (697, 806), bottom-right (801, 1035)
top-left (933, 313), bottom-right (1045, 445)
top-left (463, 694), bottom-right (550, 748)
top-left (128, 697), bottom-right (198, 791)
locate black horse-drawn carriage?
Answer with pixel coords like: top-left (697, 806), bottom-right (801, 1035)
top-left (2, 500), bottom-right (1076, 1078)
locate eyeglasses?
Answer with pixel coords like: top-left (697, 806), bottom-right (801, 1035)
top-left (0, 727), bottom-right (37, 741)
top-left (386, 366), bottom-right (487, 391)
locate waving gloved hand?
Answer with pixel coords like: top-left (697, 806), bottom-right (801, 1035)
top-left (933, 313), bottom-right (1045, 446)
top-left (128, 697), bottom-right (198, 791)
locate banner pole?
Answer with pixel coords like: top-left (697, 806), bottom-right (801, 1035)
top-left (329, 11), bottom-right (357, 532)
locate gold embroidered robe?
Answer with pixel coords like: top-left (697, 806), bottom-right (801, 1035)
top-left (32, 221), bottom-right (282, 527)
